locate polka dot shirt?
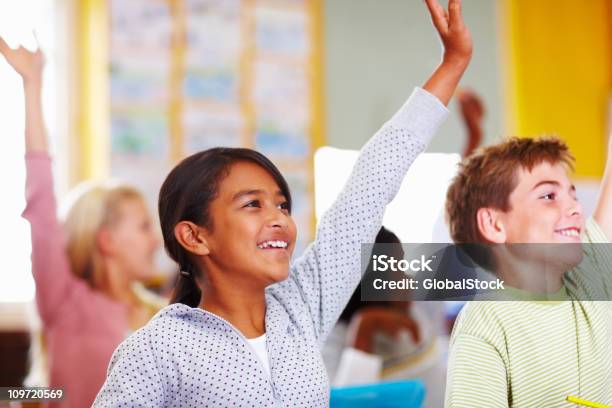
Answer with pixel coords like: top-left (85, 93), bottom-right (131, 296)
top-left (93, 87), bottom-right (448, 407)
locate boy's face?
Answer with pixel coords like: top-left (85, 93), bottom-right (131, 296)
top-left (497, 161), bottom-right (585, 244)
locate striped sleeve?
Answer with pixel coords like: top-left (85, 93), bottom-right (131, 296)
top-left (445, 333), bottom-right (509, 408)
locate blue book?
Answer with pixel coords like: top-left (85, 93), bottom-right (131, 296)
top-left (330, 380), bottom-right (425, 408)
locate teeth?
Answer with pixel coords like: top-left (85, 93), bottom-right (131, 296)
top-left (557, 229), bottom-right (579, 237)
top-left (257, 240), bottom-right (288, 249)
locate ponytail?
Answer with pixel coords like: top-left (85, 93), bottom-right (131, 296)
top-left (169, 268), bottom-right (202, 307)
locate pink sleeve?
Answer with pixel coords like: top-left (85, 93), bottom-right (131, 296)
top-left (21, 152), bottom-right (82, 326)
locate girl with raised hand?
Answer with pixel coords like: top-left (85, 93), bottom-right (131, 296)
top-left (0, 38), bottom-right (164, 408)
top-left (94, 0), bottom-right (471, 406)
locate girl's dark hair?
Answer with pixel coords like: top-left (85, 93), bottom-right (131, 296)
top-left (158, 147), bottom-right (292, 307)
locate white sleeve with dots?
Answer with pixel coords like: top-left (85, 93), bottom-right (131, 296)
top-left (274, 87), bottom-right (449, 344)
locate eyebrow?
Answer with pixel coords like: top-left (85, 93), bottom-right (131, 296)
top-left (232, 189), bottom-right (285, 201)
top-left (531, 180), bottom-right (576, 192)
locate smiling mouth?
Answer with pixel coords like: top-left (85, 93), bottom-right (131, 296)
top-left (554, 227), bottom-right (581, 238)
top-left (257, 240), bottom-right (289, 249)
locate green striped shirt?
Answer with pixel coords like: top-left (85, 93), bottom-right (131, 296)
top-left (445, 219), bottom-right (612, 407)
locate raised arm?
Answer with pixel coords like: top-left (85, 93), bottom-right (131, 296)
top-left (593, 137), bottom-right (612, 239)
top-left (275, 0), bottom-right (472, 343)
top-left (457, 89), bottom-right (485, 157)
top-left (0, 36), bottom-right (47, 152)
top-left (1, 36), bottom-right (77, 325)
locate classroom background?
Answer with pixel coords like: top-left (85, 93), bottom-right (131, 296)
top-left (0, 0), bottom-right (611, 407)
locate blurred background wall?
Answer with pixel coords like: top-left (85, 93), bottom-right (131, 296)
top-left (324, 0), bottom-right (503, 154)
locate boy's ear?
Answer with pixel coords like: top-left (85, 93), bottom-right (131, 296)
top-left (476, 207), bottom-right (507, 244)
top-left (174, 221), bottom-right (210, 256)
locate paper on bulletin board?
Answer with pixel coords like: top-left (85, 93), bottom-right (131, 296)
top-left (109, 0), bottom-right (173, 244)
top-left (250, 1), bottom-right (314, 249)
top-left (183, 104), bottom-right (244, 153)
top-left (111, 107), bottom-right (168, 158)
top-left (184, 0), bottom-right (241, 103)
top-left (109, 0), bottom-right (172, 149)
top-left (182, 0), bottom-right (244, 159)
top-left (185, 0), bottom-right (241, 57)
top-left (254, 5), bottom-right (309, 58)
top-left (110, 0), bottom-right (172, 52)
top-left (111, 55), bottom-right (170, 105)
top-left (253, 61), bottom-right (309, 109)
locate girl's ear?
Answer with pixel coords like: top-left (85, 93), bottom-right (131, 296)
top-left (174, 221), bottom-right (210, 256)
top-left (96, 228), bottom-right (115, 256)
top-left (476, 207), bottom-right (507, 244)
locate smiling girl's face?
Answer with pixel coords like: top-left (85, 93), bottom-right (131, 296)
top-left (201, 161), bottom-right (297, 288)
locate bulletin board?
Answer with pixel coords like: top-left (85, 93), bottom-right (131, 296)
top-left (100, 0), bottom-right (325, 251)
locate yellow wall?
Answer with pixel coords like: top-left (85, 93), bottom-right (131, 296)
top-left (308, 0), bottom-right (326, 233)
top-left (502, 0), bottom-right (612, 178)
top-left (74, 0), bottom-right (110, 183)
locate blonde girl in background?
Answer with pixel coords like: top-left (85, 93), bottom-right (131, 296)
top-left (0, 37), bottom-right (165, 408)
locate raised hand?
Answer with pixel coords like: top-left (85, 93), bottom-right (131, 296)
top-left (422, 0), bottom-right (472, 106)
top-left (425, 0), bottom-right (472, 67)
top-left (457, 88), bottom-right (485, 157)
top-left (0, 35), bottom-right (45, 84)
top-left (0, 35), bottom-right (48, 152)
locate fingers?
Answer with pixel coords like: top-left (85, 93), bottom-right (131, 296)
top-left (448, 0), bottom-right (464, 29)
top-left (458, 88), bottom-right (476, 104)
top-left (461, 89), bottom-right (485, 115)
top-left (0, 36), bottom-right (9, 55)
top-left (424, 0), bottom-right (449, 34)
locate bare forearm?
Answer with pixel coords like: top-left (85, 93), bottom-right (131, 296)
top-left (23, 78), bottom-right (48, 153)
top-left (463, 127), bottom-right (482, 157)
top-left (594, 145), bottom-right (612, 238)
top-left (423, 59), bottom-right (469, 107)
